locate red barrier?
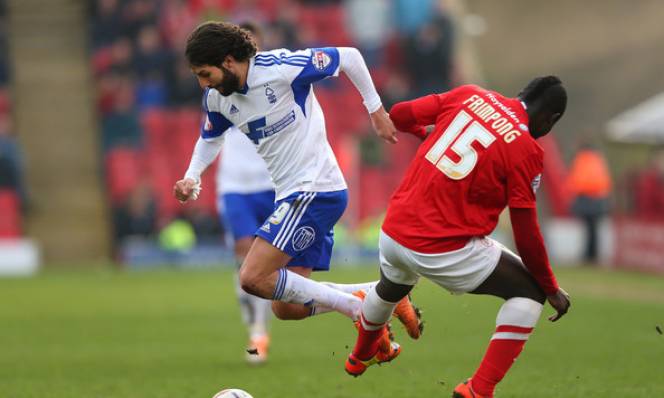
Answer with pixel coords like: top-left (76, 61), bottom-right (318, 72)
top-left (613, 217), bottom-right (664, 272)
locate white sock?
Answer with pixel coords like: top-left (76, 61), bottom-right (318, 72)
top-left (494, 297), bottom-right (543, 338)
top-left (309, 281), bottom-right (378, 316)
top-left (319, 281), bottom-right (377, 294)
top-left (249, 295), bottom-right (272, 338)
top-left (272, 269), bottom-right (362, 320)
top-left (234, 272), bottom-right (254, 325)
top-left (360, 287), bottom-right (397, 331)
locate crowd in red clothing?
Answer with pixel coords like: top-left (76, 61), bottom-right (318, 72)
top-left (88, 0), bottom-right (458, 248)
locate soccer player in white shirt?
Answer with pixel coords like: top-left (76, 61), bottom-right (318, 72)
top-left (215, 22), bottom-right (276, 364)
top-left (173, 22), bottom-right (421, 358)
top-left (218, 127), bottom-right (275, 364)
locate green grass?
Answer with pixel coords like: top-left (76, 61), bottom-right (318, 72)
top-left (1, 265), bottom-right (663, 398)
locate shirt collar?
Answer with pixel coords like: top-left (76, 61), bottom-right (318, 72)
top-left (236, 58), bottom-right (254, 95)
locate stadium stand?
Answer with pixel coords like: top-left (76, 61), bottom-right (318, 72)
top-left (87, 0), bottom-right (456, 261)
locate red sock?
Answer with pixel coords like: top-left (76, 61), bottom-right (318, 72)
top-left (471, 325), bottom-right (533, 396)
top-left (352, 314), bottom-right (385, 360)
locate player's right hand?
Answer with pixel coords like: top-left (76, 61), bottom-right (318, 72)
top-left (370, 106), bottom-right (398, 144)
top-left (547, 287), bottom-right (571, 322)
top-left (173, 178), bottom-right (200, 203)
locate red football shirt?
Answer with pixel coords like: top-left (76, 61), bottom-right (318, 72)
top-left (383, 85), bottom-right (544, 253)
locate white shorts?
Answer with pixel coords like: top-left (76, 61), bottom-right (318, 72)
top-left (379, 230), bottom-right (504, 294)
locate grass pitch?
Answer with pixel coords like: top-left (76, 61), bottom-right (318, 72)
top-left (1, 265), bottom-right (663, 398)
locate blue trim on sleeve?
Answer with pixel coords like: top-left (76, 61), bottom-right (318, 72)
top-left (290, 48), bottom-right (340, 117)
top-left (292, 47), bottom-right (340, 86)
top-left (202, 88), bottom-right (210, 112)
top-left (255, 53), bottom-right (309, 67)
top-left (201, 111), bottom-right (233, 139)
top-left (291, 83), bottom-right (311, 117)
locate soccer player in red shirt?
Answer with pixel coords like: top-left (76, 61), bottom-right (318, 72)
top-left (344, 76), bottom-right (571, 398)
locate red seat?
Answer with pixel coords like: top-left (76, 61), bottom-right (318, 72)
top-left (141, 108), bottom-right (171, 150)
top-left (0, 189), bottom-right (21, 238)
top-left (105, 147), bottom-right (144, 204)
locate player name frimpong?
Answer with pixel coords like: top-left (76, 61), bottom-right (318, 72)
top-left (463, 93), bottom-right (528, 143)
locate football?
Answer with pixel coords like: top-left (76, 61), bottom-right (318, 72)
top-left (212, 389), bottom-right (254, 398)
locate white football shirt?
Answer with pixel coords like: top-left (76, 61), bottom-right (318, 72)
top-left (216, 126), bottom-right (274, 195)
top-left (201, 47), bottom-right (348, 200)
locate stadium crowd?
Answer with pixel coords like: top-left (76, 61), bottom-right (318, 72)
top-left (87, 0), bottom-right (458, 257)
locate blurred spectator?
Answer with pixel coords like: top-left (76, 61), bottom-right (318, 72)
top-left (0, 114), bottom-right (28, 211)
top-left (169, 59), bottom-right (202, 107)
top-left (633, 149), bottom-right (664, 219)
top-left (343, 0), bottom-right (392, 66)
top-left (133, 25), bottom-right (174, 79)
top-left (159, 0), bottom-right (199, 49)
top-left (565, 143), bottom-right (612, 263)
top-left (101, 75), bottom-right (142, 149)
top-left (91, 0), bottom-right (124, 48)
top-left (0, 4), bottom-right (9, 86)
top-left (121, 0), bottom-right (159, 39)
top-left (113, 180), bottom-right (157, 243)
top-left (393, 0), bottom-right (435, 34)
top-left (264, 12), bottom-right (300, 50)
top-left (133, 25), bottom-right (173, 109)
top-left (400, 3), bottom-right (455, 97)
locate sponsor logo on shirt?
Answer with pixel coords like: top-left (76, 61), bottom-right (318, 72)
top-left (260, 223), bottom-right (271, 233)
top-left (292, 226), bottom-right (316, 251)
top-left (462, 93), bottom-right (524, 143)
top-left (230, 104), bottom-right (239, 114)
top-left (531, 174), bottom-right (542, 193)
top-left (313, 50), bottom-right (331, 71)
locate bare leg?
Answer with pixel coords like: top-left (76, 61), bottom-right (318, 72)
top-left (239, 237), bottom-right (362, 320)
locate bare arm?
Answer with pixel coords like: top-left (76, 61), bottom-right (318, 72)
top-left (337, 47), bottom-right (397, 144)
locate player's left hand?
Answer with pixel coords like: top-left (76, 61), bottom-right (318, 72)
top-left (547, 287), bottom-right (571, 322)
top-left (370, 106), bottom-right (398, 144)
top-left (173, 178), bottom-right (201, 203)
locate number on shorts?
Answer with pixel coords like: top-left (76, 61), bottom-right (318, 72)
top-left (424, 110), bottom-right (496, 179)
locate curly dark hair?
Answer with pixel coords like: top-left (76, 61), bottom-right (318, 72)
top-left (185, 21), bottom-right (257, 67)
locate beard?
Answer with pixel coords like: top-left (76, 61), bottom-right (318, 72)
top-left (214, 65), bottom-right (241, 96)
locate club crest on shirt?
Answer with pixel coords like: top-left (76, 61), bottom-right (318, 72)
top-left (531, 174), bottom-right (542, 193)
top-left (264, 84), bottom-right (277, 104)
top-left (312, 50), bottom-right (331, 71)
top-left (269, 202), bottom-right (290, 225)
top-left (292, 226), bottom-right (316, 251)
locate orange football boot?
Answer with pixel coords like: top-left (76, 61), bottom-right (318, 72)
top-left (393, 294), bottom-right (423, 339)
top-left (344, 338), bottom-right (401, 377)
top-left (452, 379), bottom-right (492, 398)
top-left (245, 334), bottom-right (270, 364)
